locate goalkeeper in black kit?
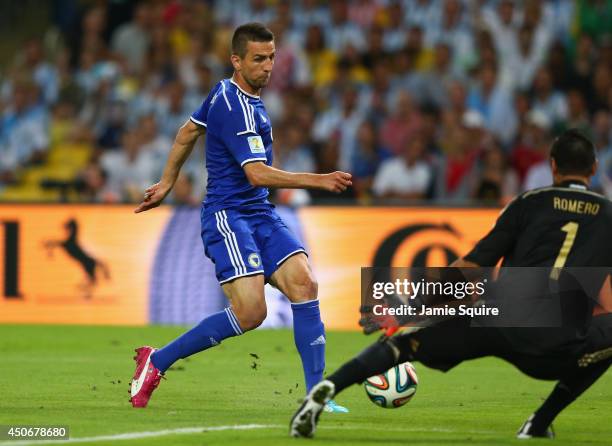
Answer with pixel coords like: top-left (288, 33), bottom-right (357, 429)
top-left (290, 129), bottom-right (612, 439)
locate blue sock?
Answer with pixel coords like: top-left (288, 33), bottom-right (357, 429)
top-left (151, 308), bottom-right (243, 373)
top-left (291, 300), bottom-right (326, 392)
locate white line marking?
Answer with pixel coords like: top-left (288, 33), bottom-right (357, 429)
top-left (0, 424), bottom-right (279, 446)
top-left (0, 421), bottom-right (542, 445)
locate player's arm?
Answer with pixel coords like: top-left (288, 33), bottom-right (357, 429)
top-left (243, 161), bottom-right (352, 193)
top-left (461, 196), bottom-right (523, 266)
top-left (134, 120), bottom-right (205, 213)
top-left (428, 200), bottom-right (522, 271)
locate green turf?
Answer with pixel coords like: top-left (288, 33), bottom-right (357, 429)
top-left (0, 325), bottom-right (611, 445)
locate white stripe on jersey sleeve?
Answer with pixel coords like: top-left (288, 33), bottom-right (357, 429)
top-left (221, 81), bottom-right (232, 111)
top-left (236, 93), bottom-right (254, 135)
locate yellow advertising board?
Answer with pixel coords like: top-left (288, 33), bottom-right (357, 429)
top-left (1, 205), bottom-right (608, 328)
top-left (0, 205), bottom-right (170, 325)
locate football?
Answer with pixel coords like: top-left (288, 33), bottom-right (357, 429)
top-left (364, 361), bottom-right (418, 408)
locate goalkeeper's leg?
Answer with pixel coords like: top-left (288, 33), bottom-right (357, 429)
top-left (518, 357), bottom-right (612, 438)
top-left (520, 313), bottom-right (612, 436)
top-left (327, 316), bottom-right (502, 394)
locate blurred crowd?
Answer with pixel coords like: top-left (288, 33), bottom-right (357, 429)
top-left (1, 0), bottom-right (611, 205)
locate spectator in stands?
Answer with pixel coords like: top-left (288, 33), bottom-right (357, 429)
top-left (137, 114), bottom-right (172, 178)
top-left (325, 0), bottom-right (366, 53)
top-left (379, 91), bottom-right (422, 156)
top-left (6, 38), bottom-right (60, 105)
top-left (531, 67), bottom-right (568, 128)
top-left (0, 0), bottom-right (606, 205)
top-left (351, 121), bottom-right (391, 200)
top-left (310, 132), bottom-right (354, 201)
top-left (275, 125), bottom-right (316, 207)
top-left (155, 81), bottom-right (199, 139)
top-left (571, 34), bottom-right (598, 105)
top-left (473, 142), bottom-right (519, 204)
top-left (303, 25), bottom-right (338, 88)
top-left (446, 80), bottom-right (467, 121)
top-left (405, 25), bottom-right (432, 71)
top-left (512, 109), bottom-right (552, 186)
top-left (372, 133), bottom-right (431, 200)
top-left (75, 161), bottom-right (116, 203)
top-left (312, 84), bottom-right (366, 172)
top-left (404, 0), bottom-right (441, 31)
top-left (381, 2), bottom-right (407, 53)
top-left (365, 58), bottom-right (395, 126)
top-left (292, 0), bottom-right (330, 31)
top-left (391, 48), bottom-right (424, 103)
top-left (100, 130), bottom-right (157, 202)
top-left (591, 62), bottom-right (612, 113)
top-left (501, 23), bottom-right (548, 91)
top-left (427, 0), bottom-right (475, 74)
top-left (111, 1), bottom-right (152, 75)
top-left (563, 89), bottom-right (591, 133)
top-left (361, 26), bottom-right (387, 70)
top-left (348, 0), bottom-right (380, 29)
top-left (434, 110), bottom-right (485, 202)
top-left (0, 81), bottom-right (49, 183)
top-left (276, 125), bottom-right (316, 174)
top-left (466, 63), bottom-right (514, 145)
top-left (481, 0), bottom-right (520, 55)
top-left (420, 43), bottom-right (460, 108)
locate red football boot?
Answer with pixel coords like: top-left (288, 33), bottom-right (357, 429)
top-left (129, 346), bottom-right (164, 408)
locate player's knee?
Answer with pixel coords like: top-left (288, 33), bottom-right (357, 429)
top-left (289, 273), bottom-right (318, 302)
top-left (233, 304), bottom-right (267, 331)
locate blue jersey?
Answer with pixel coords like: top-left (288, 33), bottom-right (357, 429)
top-left (190, 79), bottom-right (274, 216)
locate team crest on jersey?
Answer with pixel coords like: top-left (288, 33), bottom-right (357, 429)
top-left (248, 253), bottom-right (261, 268)
top-left (247, 135), bottom-right (265, 153)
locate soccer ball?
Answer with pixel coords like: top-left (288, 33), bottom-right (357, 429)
top-left (364, 361), bottom-right (418, 408)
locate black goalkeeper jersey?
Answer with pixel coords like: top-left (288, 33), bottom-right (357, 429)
top-left (464, 180), bottom-right (612, 354)
top-left (465, 180), bottom-right (612, 268)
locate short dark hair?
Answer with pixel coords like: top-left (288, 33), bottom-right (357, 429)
top-left (231, 23), bottom-right (274, 58)
top-left (550, 128), bottom-right (596, 176)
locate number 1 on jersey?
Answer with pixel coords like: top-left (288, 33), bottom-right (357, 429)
top-left (550, 221), bottom-right (579, 280)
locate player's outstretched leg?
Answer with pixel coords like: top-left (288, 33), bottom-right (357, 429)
top-left (129, 307), bottom-right (244, 407)
top-left (129, 275), bottom-right (265, 408)
top-left (271, 253), bottom-right (348, 413)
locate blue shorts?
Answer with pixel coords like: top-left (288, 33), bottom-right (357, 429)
top-left (201, 207), bottom-right (306, 284)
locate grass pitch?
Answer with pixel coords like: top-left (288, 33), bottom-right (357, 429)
top-left (1, 325), bottom-right (611, 445)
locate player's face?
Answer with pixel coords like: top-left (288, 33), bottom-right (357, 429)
top-left (239, 41), bottom-right (275, 90)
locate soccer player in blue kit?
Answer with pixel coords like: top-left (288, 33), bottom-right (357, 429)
top-left (129, 23), bottom-right (352, 412)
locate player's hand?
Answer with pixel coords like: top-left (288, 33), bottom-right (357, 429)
top-left (134, 182), bottom-right (171, 213)
top-left (320, 171), bottom-right (352, 193)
